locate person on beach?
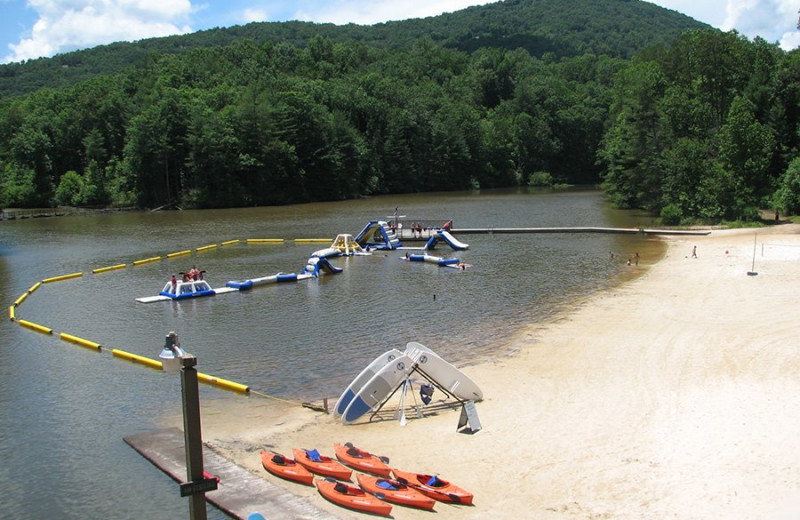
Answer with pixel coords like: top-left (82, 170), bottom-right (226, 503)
top-left (692, 246), bottom-right (697, 258)
top-left (635, 252), bottom-right (640, 266)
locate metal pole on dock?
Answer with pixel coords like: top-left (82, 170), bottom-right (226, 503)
top-left (180, 355), bottom-right (208, 520)
top-left (160, 332), bottom-right (217, 520)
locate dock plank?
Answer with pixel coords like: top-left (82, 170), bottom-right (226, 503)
top-left (124, 428), bottom-right (343, 520)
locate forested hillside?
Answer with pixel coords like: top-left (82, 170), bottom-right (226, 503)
top-left (0, 0), bottom-right (706, 98)
top-left (1, 0), bottom-right (798, 223)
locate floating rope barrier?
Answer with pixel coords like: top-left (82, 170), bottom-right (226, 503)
top-left (92, 264), bottom-right (127, 274)
top-left (111, 349), bottom-right (163, 370)
top-left (197, 373), bottom-right (249, 394)
top-left (13, 291), bottom-right (29, 306)
top-left (246, 389), bottom-right (328, 412)
top-left (132, 256), bottom-right (161, 266)
top-left (42, 272), bottom-right (83, 283)
top-left (59, 332), bottom-right (102, 351)
top-left (246, 238), bottom-right (284, 244)
top-left (166, 250), bottom-right (192, 258)
top-left (18, 319), bottom-right (53, 335)
top-left (8, 237), bottom-right (349, 403)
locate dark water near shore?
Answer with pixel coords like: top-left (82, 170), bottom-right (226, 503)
top-left (0, 188), bottom-right (662, 518)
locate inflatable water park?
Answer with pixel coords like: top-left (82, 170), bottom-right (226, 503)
top-left (135, 217), bottom-right (469, 303)
top-left (9, 213), bottom-right (480, 520)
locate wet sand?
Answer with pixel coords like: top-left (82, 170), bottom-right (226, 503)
top-left (180, 224), bottom-right (800, 520)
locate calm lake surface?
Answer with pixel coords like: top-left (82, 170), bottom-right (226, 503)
top-left (0, 188), bottom-right (663, 518)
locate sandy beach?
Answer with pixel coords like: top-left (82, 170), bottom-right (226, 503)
top-left (187, 224), bottom-right (800, 520)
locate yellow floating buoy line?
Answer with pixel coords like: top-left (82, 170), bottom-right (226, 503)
top-left (246, 238), bottom-right (284, 244)
top-left (132, 256), bottom-right (162, 266)
top-left (18, 319), bottom-right (53, 335)
top-left (197, 373), bottom-right (250, 394)
top-left (92, 263), bottom-right (127, 274)
top-left (60, 332), bottom-right (102, 351)
top-left (87, 237), bottom-right (336, 277)
top-left (14, 291), bottom-right (29, 307)
top-left (110, 349), bottom-right (250, 393)
top-left (8, 235), bottom-right (354, 401)
top-left (42, 272), bottom-right (83, 283)
top-left (111, 349), bottom-right (163, 370)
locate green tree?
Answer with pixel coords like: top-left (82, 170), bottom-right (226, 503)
top-left (54, 170), bottom-right (84, 206)
top-left (717, 95), bottom-right (776, 217)
top-left (774, 157), bottom-right (800, 215)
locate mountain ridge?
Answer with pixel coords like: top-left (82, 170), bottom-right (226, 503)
top-left (0, 0), bottom-right (709, 97)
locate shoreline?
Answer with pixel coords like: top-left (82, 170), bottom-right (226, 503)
top-left (179, 224), bottom-right (800, 520)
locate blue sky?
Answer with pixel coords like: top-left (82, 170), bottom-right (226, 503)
top-left (1, 0), bottom-right (798, 64)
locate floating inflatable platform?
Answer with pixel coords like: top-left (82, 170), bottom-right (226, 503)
top-left (225, 272), bottom-right (312, 290)
top-left (406, 253), bottom-right (460, 267)
top-left (136, 279), bottom-right (237, 303)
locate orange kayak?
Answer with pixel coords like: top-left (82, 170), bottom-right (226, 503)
top-left (292, 448), bottom-right (352, 481)
top-left (260, 450), bottom-right (314, 486)
top-left (391, 469), bottom-right (474, 505)
top-left (316, 478), bottom-right (393, 517)
top-left (356, 473), bottom-right (436, 511)
top-left (333, 443), bottom-right (392, 477)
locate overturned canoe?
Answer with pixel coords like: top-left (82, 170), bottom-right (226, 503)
top-left (333, 443), bottom-right (392, 477)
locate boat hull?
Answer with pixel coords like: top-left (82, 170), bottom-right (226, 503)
top-left (260, 451), bottom-right (314, 486)
top-left (333, 443), bottom-right (392, 477)
top-left (292, 448), bottom-right (352, 481)
top-left (316, 479), bottom-right (392, 517)
top-left (356, 474), bottom-right (436, 510)
top-left (391, 469), bottom-right (474, 505)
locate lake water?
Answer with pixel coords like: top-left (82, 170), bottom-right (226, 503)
top-left (0, 188), bottom-right (662, 518)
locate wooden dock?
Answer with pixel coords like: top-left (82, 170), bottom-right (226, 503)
top-left (449, 226), bottom-right (711, 236)
top-left (395, 226), bottom-right (710, 242)
top-left (124, 428), bottom-right (343, 520)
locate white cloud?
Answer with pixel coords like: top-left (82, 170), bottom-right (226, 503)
top-left (241, 7), bottom-right (268, 24)
top-left (5, 0), bottom-right (193, 63)
top-left (722, 0), bottom-right (800, 48)
top-left (293, 0), bottom-right (491, 25)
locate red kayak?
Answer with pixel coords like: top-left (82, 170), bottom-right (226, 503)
top-left (292, 448), bottom-right (352, 481)
top-left (391, 469), bottom-right (474, 505)
top-left (316, 478), bottom-right (393, 517)
top-left (356, 473), bottom-right (436, 511)
top-left (333, 443), bottom-right (392, 477)
top-left (260, 450), bottom-right (314, 486)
